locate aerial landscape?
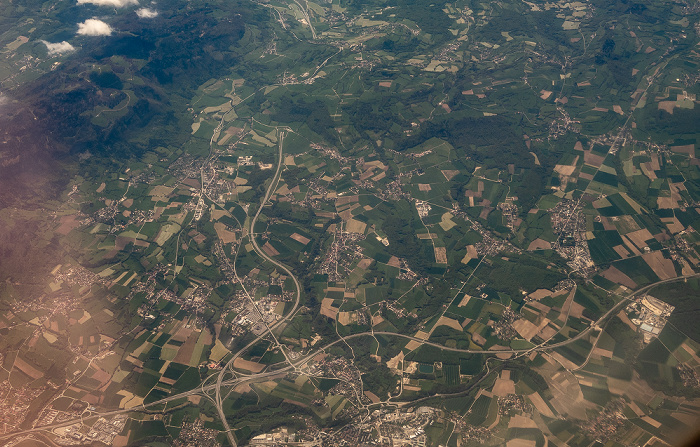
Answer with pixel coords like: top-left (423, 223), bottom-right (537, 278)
top-left (1, 0), bottom-right (700, 445)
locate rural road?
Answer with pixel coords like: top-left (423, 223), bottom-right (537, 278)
top-left (2, 207), bottom-right (695, 446)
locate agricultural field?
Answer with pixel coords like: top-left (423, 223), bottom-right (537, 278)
top-left (1, 0), bottom-right (700, 445)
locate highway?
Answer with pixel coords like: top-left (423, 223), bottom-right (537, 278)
top-left (2, 272), bottom-right (695, 446)
top-left (215, 129), bottom-right (303, 447)
top-left (291, 273), bottom-right (699, 358)
top-left (2, 119), bottom-right (696, 445)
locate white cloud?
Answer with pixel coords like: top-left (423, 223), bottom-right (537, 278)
top-left (136, 7), bottom-right (158, 18)
top-left (41, 40), bottom-right (75, 55)
top-left (77, 19), bottom-right (113, 36)
top-left (77, 0), bottom-right (139, 7)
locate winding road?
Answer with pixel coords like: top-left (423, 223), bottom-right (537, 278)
top-left (214, 129), bottom-right (303, 447)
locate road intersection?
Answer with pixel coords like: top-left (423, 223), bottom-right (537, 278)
top-left (3, 123), bottom-right (696, 447)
